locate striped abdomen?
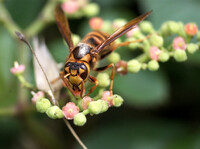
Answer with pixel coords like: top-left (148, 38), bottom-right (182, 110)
top-left (81, 31), bottom-right (113, 59)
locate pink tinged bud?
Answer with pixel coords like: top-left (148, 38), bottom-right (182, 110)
top-left (10, 61), bottom-right (25, 75)
top-left (102, 91), bottom-right (113, 107)
top-left (89, 17), bottom-right (104, 30)
top-left (172, 37), bottom-right (187, 50)
top-left (31, 91), bottom-right (45, 104)
top-left (81, 96), bottom-right (93, 110)
top-left (184, 23), bottom-right (198, 36)
top-left (62, 102), bottom-right (79, 120)
top-left (115, 60), bottom-right (128, 75)
top-left (149, 46), bottom-right (161, 61)
top-left (61, 1), bottom-right (80, 14)
top-left (126, 25), bottom-right (139, 37)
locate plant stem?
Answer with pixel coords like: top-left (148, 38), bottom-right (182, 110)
top-left (93, 88), bottom-right (105, 100)
top-left (0, 3), bottom-right (21, 37)
top-left (25, 0), bottom-right (57, 38)
top-left (63, 119), bottom-right (88, 149)
top-left (17, 75), bottom-right (36, 90)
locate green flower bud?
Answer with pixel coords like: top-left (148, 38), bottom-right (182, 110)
top-left (148, 60), bottom-right (159, 71)
top-left (101, 100), bottom-right (109, 113)
top-left (177, 22), bottom-right (186, 37)
top-left (115, 38), bottom-right (122, 44)
top-left (126, 37), bottom-right (142, 50)
top-left (173, 50), bottom-right (187, 62)
top-left (127, 60), bottom-right (141, 73)
top-left (72, 34), bottom-right (80, 46)
top-left (96, 73), bottom-right (110, 87)
top-left (73, 113), bottom-right (87, 126)
top-left (187, 43), bottom-right (198, 54)
top-left (143, 40), bottom-right (151, 52)
top-left (139, 21), bottom-right (155, 33)
top-left (88, 100), bottom-right (104, 115)
top-left (149, 34), bottom-right (164, 47)
top-left (46, 106), bottom-right (64, 119)
top-left (112, 94), bottom-right (124, 107)
top-left (134, 32), bottom-right (145, 39)
top-left (113, 19), bottom-right (127, 29)
top-left (160, 22), bottom-right (169, 36)
top-left (107, 52), bottom-right (120, 64)
top-left (168, 21), bottom-right (180, 34)
top-left (158, 51), bottom-right (170, 62)
top-left (36, 98), bottom-right (51, 113)
top-left (102, 20), bottom-right (112, 33)
top-left (83, 3), bottom-right (100, 17)
top-left (141, 63), bottom-right (147, 70)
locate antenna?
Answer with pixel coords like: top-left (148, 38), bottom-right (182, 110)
top-left (15, 31), bottom-right (57, 105)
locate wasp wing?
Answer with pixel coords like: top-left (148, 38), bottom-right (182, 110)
top-left (54, 5), bottom-right (74, 52)
top-left (94, 10), bottom-right (152, 53)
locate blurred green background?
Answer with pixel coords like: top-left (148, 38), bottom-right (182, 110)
top-left (1, 0), bottom-right (200, 149)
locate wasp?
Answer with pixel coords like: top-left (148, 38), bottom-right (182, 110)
top-left (54, 5), bottom-right (152, 98)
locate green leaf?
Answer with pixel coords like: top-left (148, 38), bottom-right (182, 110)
top-left (113, 70), bottom-right (169, 107)
top-left (75, 119), bottom-right (200, 149)
top-left (47, 39), bottom-right (69, 63)
top-left (139, 0), bottom-right (200, 29)
top-left (4, 0), bottom-right (46, 28)
top-left (0, 26), bottom-right (18, 107)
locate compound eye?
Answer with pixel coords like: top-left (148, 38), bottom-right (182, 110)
top-left (80, 64), bottom-right (86, 70)
top-left (65, 62), bottom-right (72, 67)
top-left (80, 64), bottom-right (88, 80)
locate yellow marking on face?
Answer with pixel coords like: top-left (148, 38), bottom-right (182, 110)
top-left (79, 68), bottom-right (84, 74)
top-left (71, 69), bottom-right (77, 75)
top-left (69, 76), bottom-right (82, 85)
top-left (65, 67), bottom-right (69, 73)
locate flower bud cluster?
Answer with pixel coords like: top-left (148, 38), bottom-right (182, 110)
top-left (61, 91), bottom-right (124, 126)
top-left (32, 91), bottom-right (64, 119)
top-left (89, 19), bottom-right (199, 74)
top-left (61, 0), bottom-right (100, 18)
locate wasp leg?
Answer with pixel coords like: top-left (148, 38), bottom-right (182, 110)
top-left (59, 71), bottom-right (76, 97)
top-left (85, 76), bottom-right (99, 97)
top-left (95, 63), bottom-right (115, 95)
top-left (50, 76), bottom-right (61, 84)
top-left (112, 34), bottom-right (152, 51)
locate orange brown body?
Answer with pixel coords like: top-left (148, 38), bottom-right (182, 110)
top-left (54, 5), bottom-right (152, 97)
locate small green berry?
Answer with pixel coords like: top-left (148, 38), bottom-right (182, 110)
top-left (73, 113), bottom-right (87, 126)
top-left (100, 100), bottom-right (109, 113)
top-left (139, 21), bottom-right (155, 33)
top-left (83, 3), bottom-right (100, 17)
top-left (158, 51), bottom-right (170, 62)
top-left (173, 50), bottom-right (187, 62)
top-left (46, 106), bottom-right (64, 119)
top-left (168, 21), bottom-right (180, 34)
top-left (148, 60), bottom-right (159, 71)
top-left (107, 52), bottom-right (120, 64)
top-left (72, 34), bottom-right (80, 46)
top-left (88, 100), bottom-right (104, 115)
top-left (101, 20), bottom-right (112, 33)
top-left (36, 98), bottom-right (51, 113)
top-left (187, 43), bottom-right (199, 54)
top-left (177, 22), bottom-right (186, 37)
top-left (127, 60), bottom-right (141, 73)
top-left (113, 19), bottom-right (127, 29)
top-left (112, 94), bottom-right (124, 107)
top-left (160, 22), bottom-right (169, 36)
top-left (149, 34), bottom-right (164, 47)
top-left (96, 73), bottom-right (110, 87)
